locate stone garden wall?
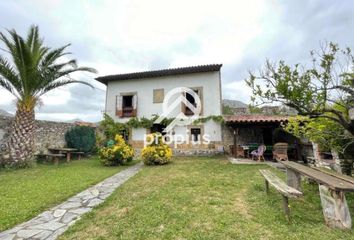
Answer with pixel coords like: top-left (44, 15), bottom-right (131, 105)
top-left (0, 116), bottom-right (75, 154)
top-left (222, 125), bottom-right (263, 154)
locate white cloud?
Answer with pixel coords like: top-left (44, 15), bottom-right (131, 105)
top-left (222, 81), bottom-right (253, 104)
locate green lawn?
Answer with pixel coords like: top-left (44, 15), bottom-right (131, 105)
top-left (61, 156), bottom-right (354, 240)
top-left (0, 157), bottom-right (135, 231)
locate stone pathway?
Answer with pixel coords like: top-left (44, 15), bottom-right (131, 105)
top-left (228, 157), bottom-right (266, 165)
top-left (228, 157), bottom-right (285, 170)
top-left (0, 162), bottom-right (143, 240)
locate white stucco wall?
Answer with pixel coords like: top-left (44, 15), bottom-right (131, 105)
top-left (105, 71), bottom-right (222, 142)
top-left (131, 127), bottom-right (146, 141)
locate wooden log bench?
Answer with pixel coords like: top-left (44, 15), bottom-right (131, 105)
top-left (35, 153), bottom-right (65, 165)
top-left (281, 161), bottom-right (354, 229)
top-left (71, 151), bottom-right (85, 160)
top-left (259, 169), bottom-right (303, 220)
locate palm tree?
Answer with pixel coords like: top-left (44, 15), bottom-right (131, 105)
top-left (0, 25), bottom-right (96, 168)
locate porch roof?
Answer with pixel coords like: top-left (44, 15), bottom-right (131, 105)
top-left (224, 115), bottom-right (289, 124)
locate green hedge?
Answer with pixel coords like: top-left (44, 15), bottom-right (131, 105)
top-left (65, 126), bottom-right (96, 153)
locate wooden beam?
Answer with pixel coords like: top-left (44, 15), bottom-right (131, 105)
top-left (282, 196), bottom-right (291, 221)
top-left (319, 185), bottom-right (352, 229)
top-left (286, 168), bottom-right (302, 191)
top-left (260, 170), bottom-right (303, 198)
top-left (265, 179), bottom-right (269, 194)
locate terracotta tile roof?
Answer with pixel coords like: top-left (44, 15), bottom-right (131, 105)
top-left (95, 64), bottom-right (222, 85)
top-left (224, 115), bottom-right (289, 123)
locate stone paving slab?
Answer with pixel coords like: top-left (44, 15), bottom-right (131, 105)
top-left (228, 157), bottom-right (286, 171)
top-left (0, 162), bottom-right (143, 240)
top-left (228, 157), bottom-right (267, 164)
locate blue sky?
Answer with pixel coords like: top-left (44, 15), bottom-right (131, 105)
top-left (0, 0), bottom-right (353, 122)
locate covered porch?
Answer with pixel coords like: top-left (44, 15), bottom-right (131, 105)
top-left (223, 115), bottom-right (302, 161)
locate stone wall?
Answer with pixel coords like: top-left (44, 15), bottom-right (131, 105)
top-left (222, 125), bottom-right (263, 153)
top-left (0, 116), bottom-right (75, 154)
top-left (130, 139), bottom-right (225, 156)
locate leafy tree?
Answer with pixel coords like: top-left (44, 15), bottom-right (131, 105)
top-left (222, 105), bottom-right (234, 115)
top-left (0, 25), bottom-right (96, 168)
top-left (248, 105), bottom-right (263, 114)
top-left (285, 115), bottom-right (354, 175)
top-left (246, 42), bottom-right (354, 136)
top-left (285, 116), bottom-right (354, 155)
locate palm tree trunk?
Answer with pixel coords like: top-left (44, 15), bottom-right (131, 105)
top-left (6, 108), bottom-right (35, 167)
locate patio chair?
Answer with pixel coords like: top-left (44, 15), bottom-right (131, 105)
top-left (251, 145), bottom-right (266, 162)
top-left (236, 145), bottom-right (245, 158)
top-left (272, 143), bottom-right (289, 161)
top-left (228, 145), bottom-right (245, 158)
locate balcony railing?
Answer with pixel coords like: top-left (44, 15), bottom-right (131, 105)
top-left (122, 107), bottom-right (134, 117)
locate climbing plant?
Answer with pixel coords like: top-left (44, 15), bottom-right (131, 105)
top-left (100, 114), bottom-right (224, 135)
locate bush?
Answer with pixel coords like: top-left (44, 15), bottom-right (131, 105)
top-left (99, 114), bottom-right (128, 140)
top-left (141, 133), bottom-right (173, 165)
top-left (98, 135), bottom-right (134, 166)
top-left (65, 126), bottom-right (96, 153)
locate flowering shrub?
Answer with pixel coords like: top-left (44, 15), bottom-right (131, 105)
top-left (99, 135), bottom-right (134, 166)
top-left (141, 133), bottom-right (173, 165)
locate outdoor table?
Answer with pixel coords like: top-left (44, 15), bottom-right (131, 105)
top-left (48, 148), bottom-right (77, 162)
top-left (281, 161), bottom-right (354, 229)
top-left (241, 145), bottom-right (250, 158)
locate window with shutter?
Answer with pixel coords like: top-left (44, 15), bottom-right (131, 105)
top-left (153, 89), bottom-right (164, 103)
top-left (117, 92), bottom-right (137, 118)
top-left (116, 95), bottom-right (123, 117)
top-left (183, 87), bottom-right (203, 116)
top-left (132, 94), bottom-right (137, 117)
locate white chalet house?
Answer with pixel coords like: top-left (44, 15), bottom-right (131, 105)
top-left (96, 64), bottom-right (223, 154)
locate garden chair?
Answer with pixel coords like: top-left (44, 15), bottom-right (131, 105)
top-left (251, 144), bottom-right (266, 162)
top-left (272, 142), bottom-right (289, 161)
top-left (229, 145), bottom-right (246, 158)
top-left (236, 145), bottom-right (245, 158)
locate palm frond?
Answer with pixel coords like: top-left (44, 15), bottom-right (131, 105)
top-left (40, 44), bottom-right (71, 69)
top-left (37, 79), bottom-right (93, 97)
top-left (0, 56), bottom-right (22, 95)
top-left (0, 77), bottom-right (20, 98)
top-left (0, 25), bottom-right (97, 108)
top-left (48, 59), bottom-right (78, 73)
top-left (5, 29), bottom-right (34, 92)
top-left (57, 66), bottom-right (97, 77)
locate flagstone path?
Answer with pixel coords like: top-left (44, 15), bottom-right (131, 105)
top-left (0, 162), bottom-right (143, 240)
top-left (228, 157), bottom-right (285, 170)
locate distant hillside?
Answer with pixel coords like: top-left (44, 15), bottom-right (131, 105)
top-left (222, 100), bottom-right (296, 115)
top-left (222, 99), bottom-right (248, 108)
top-left (0, 109), bottom-right (13, 117)
top-left (65, 118), bottom-right (84, 123)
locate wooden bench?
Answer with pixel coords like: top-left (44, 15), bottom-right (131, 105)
top-left (259, 169), bottom-right (303, 220)
top-left (36, 153), bottom-right (65, 165)
top-left (281, 161), bottom-right (354, 229)
top-left (48, 148), bottom-right (77, 162)
top-left (71, 151), bottom-right (85, 160)
top-left (312, 167), bottom-right (354, 184)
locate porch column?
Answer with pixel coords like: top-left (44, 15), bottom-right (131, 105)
top-left (233, 128), bottom-right (238, 157)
